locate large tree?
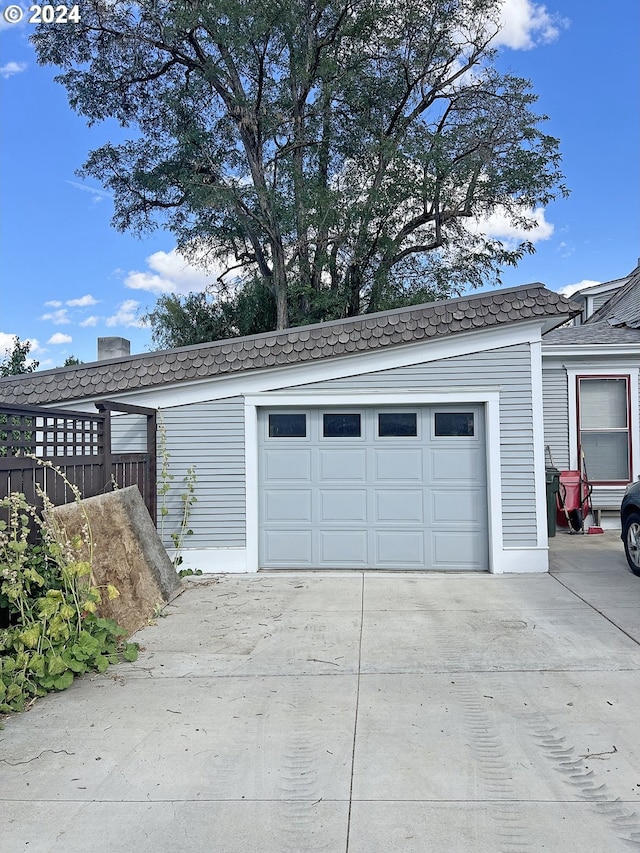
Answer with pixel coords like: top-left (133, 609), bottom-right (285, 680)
top-left (34, 0), bottom-right (566, 333)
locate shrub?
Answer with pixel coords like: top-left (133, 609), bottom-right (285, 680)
top-left (0, 484), bottom-right (138, 716)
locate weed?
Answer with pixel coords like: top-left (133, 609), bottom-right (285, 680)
top-left (0, 465), bottom-right (138, 715)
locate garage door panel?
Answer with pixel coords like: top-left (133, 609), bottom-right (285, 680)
top-left (263, 530), bottom-right (312, 564)
top-left (430, 489), bottom-right (486, 524)
top-left (264, 449), bottom-right (311, 481)
top-left (375, 531), bottom-right (424, 565)
top-left (263, 490), bottom-right (312, 522)
top-left (374, 449), bottom-right (424, 481)
top-left (375, 490), bottom-right (424, 523)
top-left (432, 531), bottom-right (486, 568)
top-left (320, 490), bottom-right (367, 522)
top-left (431, 448), bottom-right (484, 481)
top-left (319, 449), bottom-right (367, 481)
top-left (320, 530), bottom-right (368, 564)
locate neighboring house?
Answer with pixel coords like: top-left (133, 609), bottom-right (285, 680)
top-left (0, 285), bottom-right (578, 574)
top-left (542, 265), bottom-right (640, 524)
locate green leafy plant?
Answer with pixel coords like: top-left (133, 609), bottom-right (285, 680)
top-left (158, 416), bottom-right (197, 569)
top-left (0, 474), bottom-right (138, 716)
top-left (178, 568), bottom-right (203, 578)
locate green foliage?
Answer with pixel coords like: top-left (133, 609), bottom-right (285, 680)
top-left (0, 489), bottom-right (138, 716)
top-left (144, 280), bottom-right (277, 349)
top-left (0, 337), bottom-right (39, 376)
top-left (32, 0), bottom-right (567, 334)
top-left (178, 568), bottom-right (203, 578)
top-left (61, 355), bottom-right (83, 367)
top-left (158, 417), bottom-right (198, 568)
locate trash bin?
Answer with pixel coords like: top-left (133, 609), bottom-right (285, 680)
top-left (545, 466), bottom-right (560, 537)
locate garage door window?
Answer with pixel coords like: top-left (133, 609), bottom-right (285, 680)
top-left (378, 412), bottom-right (417, 437)
top-left (268, 413), bottom-right (306, 438)
top-left (323, 413), bottom-right (361, 437)
top-left (434, 412), bottom-right (475, 437)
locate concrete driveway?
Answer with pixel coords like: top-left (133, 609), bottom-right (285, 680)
top-left (1, 531), bottom-right (639, 852)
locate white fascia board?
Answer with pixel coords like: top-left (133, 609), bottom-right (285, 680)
top-left (542, 344), bottom-right (640, 358)
top-left (82, 319), bottom-right (545, 411)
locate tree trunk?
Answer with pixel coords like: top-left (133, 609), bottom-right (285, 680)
top-left (272, 242), bottom-right (290, 329)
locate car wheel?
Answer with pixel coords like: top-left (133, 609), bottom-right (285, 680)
top-left (623, 512), bottom-right (640, 576)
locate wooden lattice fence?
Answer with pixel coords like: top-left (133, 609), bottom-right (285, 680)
top-left (0, 401), bottom-right (156, 521)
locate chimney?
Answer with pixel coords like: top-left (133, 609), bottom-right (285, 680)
top-left (97, 337), bottom-right (131, 361)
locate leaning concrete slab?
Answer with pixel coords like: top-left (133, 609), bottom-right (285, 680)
top-left (49, 486), bottom-right (182, 635)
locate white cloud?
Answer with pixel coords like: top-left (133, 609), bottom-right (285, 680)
top-left (467, 205), bottom-right (554, 246)
top-left (79, 315), bottom-right (101, 327)
top-left (106, 300), bottom-right (148, 328)
top-left (0, 61), bottom-right (27, 79)
top-left (45, 300), bottom-right (63, 308)
top-left (558, 279), bottom-right (600, 298)
top-left (47, 332), bottom-right (73, 345)
top-left (66, 180), bottom-right (112, 205)
top-left (0, 332), bottom-right (17, 356)
top-left (125, 247), bottom-right (219, 295)
top-left (66, 294), bottom-right (99, 307)
top-left (494, 0), bottom-right (566, 50)
top-left (0, 332), bottom-right (43, 362)
top-left (40, 308), bottom-right (71, 324)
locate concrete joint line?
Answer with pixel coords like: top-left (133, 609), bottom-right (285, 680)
top-left (345, 572), bottom-right (365, 853)
top-left (551, 575), bottom-right (640, 648)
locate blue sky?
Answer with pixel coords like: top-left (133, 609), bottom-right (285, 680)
top-left (1, 0), bottom-right (638, 368)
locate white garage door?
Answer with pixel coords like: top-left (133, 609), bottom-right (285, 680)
top-left (258, 406), bottom-right (488, 570)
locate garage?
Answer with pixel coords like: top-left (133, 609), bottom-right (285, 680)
top-left (258, 405), bottom-right (488, 570)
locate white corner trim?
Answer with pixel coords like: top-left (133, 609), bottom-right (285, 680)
top-left (530, 340), bottom-right (548, 550)
top-left (566, 364), bottom-right (639, 477)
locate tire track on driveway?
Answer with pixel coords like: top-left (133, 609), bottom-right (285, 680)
top-left (430, 614), bottom-right (536, 853)
top-left (520, 711), bottom-right (640, 849)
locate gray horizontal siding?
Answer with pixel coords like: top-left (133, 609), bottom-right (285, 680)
top-left (110, 413), bottom-right (148, 454)
top-left (542, 368), bottom-right (569, 470)
top-left (591, 486), bottom-right (624, 511)
top-left (159, 398), bottom-right (245, 548)
top-left (292, 344), bottom-right (536, 546)
top-left (591, 292), bottom-right (612, 313)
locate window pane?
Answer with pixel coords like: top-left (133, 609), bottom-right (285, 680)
top-left (580, 378), bottom-right (628, 429)
top-left (434, 412), bottom-right (474, 437)
top-left (378, 412), bottom-right (417, 437)
top-left (268, 413), bottom-right (306, 438)
top-left (581, 432), bottom-right (629, 480)
top-left (323, 413), bottom-right (361, 438)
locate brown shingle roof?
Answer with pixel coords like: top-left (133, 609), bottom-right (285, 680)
top-left (0, 284), bottom-right (579, 406)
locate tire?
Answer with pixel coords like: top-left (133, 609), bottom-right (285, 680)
top-left (568, 508), bottom-right (583, 532)
top-left (623, 512), bottom-right (640, 576)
